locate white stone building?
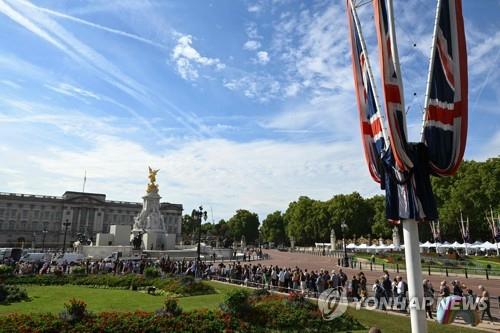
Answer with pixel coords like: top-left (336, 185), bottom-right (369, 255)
top-left (0, 191), bottom-right (182, 248)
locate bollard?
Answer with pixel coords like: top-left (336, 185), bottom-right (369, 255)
top-left (382, 263), bottom-right (385, 271)
top-left (359, 262), bottom-right (362, 270)
top-left (396, 264), bottom-right (399, 273)
top-left (486, 269), bottom-right (489, 280)
top-left (464, 267), bottom-right (468, 279)
top-left (370, 262), bottom-right (373, 271)
top-left (428, 266), bottom-right (431, 276)
top-left (445, 267), bottom-right (448, 277)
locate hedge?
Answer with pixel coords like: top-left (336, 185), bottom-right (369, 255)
top-left (2, 274), bottom-right (213, 297)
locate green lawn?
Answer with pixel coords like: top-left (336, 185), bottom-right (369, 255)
top-left (347, 308), bottom-right (484, 333)
top-left (0, 281), bottom-right (485, 333)
top-left (0, 282), bottom-right (229, 315)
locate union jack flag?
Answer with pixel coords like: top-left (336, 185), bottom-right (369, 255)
top-left (373, 0), bottom-right (413, 173)
top-left (346, 0), bottom-right (387, 183)
top-left (422, 0), bottom-right (468, 176)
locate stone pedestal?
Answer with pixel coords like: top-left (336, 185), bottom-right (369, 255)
top-left (392, 226), bottom-right (400, 250)
top-left (330, 228), bottom-right (336, 251)
top-left (131, 188), bottom-right (173, 251)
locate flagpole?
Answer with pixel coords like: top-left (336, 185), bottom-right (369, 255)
top-left (402, 219), bottom-right (427, 333)
top-left (82, 170), bottom-right (87, 193)
top-left (420, 0), bottom-right (441, 142)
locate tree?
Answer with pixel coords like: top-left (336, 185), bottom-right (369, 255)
top-left (431, 157), bottom-right (500, 241)
top-left (181, 214), bottom-right (197, 241)
top-left (227, 210), bottom-right (260, 244)
top-left (284, 196), bottom-right (324, 245)
top-left (366, 195), bottom-right (391, 238)
top-left (261, 211), bottom-right (287, 245)
top-left (325, 192), bottom-right (372, 239)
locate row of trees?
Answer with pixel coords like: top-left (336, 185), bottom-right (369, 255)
top-left (181, 157), bottom-right (499, 246)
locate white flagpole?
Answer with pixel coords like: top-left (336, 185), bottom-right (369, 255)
top-left (402, 220), bottom-right (427, 333)
top-left (82, 170), bottom-right (87, 193)
top-left (420, 0), bottom-right (441, 142)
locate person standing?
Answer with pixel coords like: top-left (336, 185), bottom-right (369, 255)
top-left (423, 279), bottom-right (434, 319)
top-left (478, 285), bottom-right (494, 322)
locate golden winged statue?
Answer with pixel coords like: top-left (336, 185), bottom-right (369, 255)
top-left (147, 166), bottom-right (160, 193)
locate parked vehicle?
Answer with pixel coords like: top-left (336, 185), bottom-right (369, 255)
top-left (103, 251), bottom-right (123, 262)
top-left (54, 253), bottom-right (85, 265)
top-left (0, 248), bottom-right (23, 262)
top-left (20, 252), bottom-right (52, 263)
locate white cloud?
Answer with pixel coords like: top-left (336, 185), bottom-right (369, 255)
top-left (171, 34), bottom-right (225, 81)
top-left (256, 51), bottom-right (270, 64)
top-left (284, 82), bottom-right (300, 97)
top-left (243, 40), bottom-right (261, 50)
top-left (0, 80), bottom-right (21, 89)
top-left (223, 75), bottom-right (280, 102)
top-left (0, 123), bottom-right (376, 222)
top-left (45, 82), bottom-right (101, 101)
top-left (245, 22), bottom-right (261, 39)
top-left (247, 4), bottom-right (261, 13)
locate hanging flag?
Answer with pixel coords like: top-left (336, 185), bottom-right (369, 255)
top-left (373, 0), bottom-right (413, 172)
top-left (346, 0), bottom-right (387, 183)
top-left (421, 0), bottom-right (468, 176)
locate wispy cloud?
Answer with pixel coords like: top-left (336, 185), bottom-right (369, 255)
top-left (256, 51), bottom-right (270, 65)
top-left (171, 34), bottom-right (225, 81)
top-left (243, 40), bottom-right (261, 50)
top-left (13, 0), bottom-right (169, 50)
top-left (0, 0), bottom-right (213, 140)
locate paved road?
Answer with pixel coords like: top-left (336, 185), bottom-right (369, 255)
top-left (253, 250), bottom-right (500, 296)
top-left (249, 249), bottom-right (500, 325)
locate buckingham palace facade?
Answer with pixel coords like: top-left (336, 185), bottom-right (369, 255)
top-left (0, 191), bottom-right (183, 248)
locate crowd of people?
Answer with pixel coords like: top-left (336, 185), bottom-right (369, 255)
top-left (2, 254), bottom-right (496, 323)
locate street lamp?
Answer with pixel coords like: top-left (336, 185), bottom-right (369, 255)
top-left (42, 229), bottom-right (48, 253)
top-left (191, 206), bottom-right (207, 278)
top-left (62, 219), bottom-right (71, 254)
top-left (341, 220), bottom-right (349, 267)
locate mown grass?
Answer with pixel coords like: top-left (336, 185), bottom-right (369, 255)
top-left (0, 281), bottom-right (485, 333)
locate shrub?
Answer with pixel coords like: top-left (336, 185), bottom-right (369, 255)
top-left (144, 267), bottom-right (161, 279)
top-left (0, 284), bottom-right (30, 304)
top-left (71, 267), bottom-right (86, 275)
top-left (60, 298), bottom-right (90, 323)
top-left (3, 274), bottom-right (215, 297)
top-left (0, 265), bottom-right (13, 276)
top-left (155, 297), bottom-right (182, 317)
top-left (220, 289), bottom-right (250, 317)
top-left (251, 288), bottom-right (270, 298)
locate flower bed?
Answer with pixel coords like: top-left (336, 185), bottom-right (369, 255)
top-left (0, 291), bottom-right (364, 332)
top-left (2, 274), bottom-right (213, 297)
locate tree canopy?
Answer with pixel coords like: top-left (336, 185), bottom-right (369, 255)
top-left (183, 157), bottom-right (499, 246)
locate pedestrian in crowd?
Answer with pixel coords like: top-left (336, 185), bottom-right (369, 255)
top-left (439, 280), bottom-right (450, 297)
top-left (382, 270), bottom-right (392, 309)
top-left (423, 279), bottom-right (434, 319)
top-left (478, 285), bottom-right (494, 322)
top-left (452, 280), bottom-right (463, 297)
top-left (396, 276), bottom-right (408, 313)
top-left (351, 275), bottom-right (359, 300)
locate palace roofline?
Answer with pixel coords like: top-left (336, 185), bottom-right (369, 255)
top-left (0, 191), bottom-right (182, 209)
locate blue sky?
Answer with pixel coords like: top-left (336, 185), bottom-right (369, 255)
top-left (0, 0), bottom-right (498, 222)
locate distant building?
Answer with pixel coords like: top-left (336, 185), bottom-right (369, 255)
top-left (0, 191), bottom-right (182, 248)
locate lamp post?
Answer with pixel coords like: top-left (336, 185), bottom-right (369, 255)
top-left (62, 219), bottom-right (71, 254)
top-left (341, 220), bottom-right (349, 267)
top-left (191, 206), bottom-right (207, 278)
top-left (42, 229), bottom-right (48, 253)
